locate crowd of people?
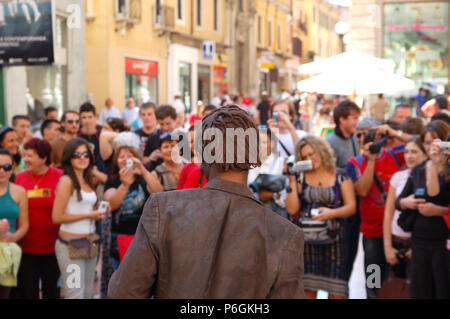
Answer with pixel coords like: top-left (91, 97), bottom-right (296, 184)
top-left (0, 88), bottom-right (449, 299)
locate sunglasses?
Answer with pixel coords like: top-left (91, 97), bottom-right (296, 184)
top-left (66, 120), bottom-right (80, 125)
top-left (0, 164), bottom-right (13, 172)
top-left (72, 152), bottom-right (90, 160)
top-left (356, 133), bottom-right (364, 139)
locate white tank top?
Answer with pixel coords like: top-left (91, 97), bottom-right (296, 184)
top-left (60, 190), bottom-right (97, 235)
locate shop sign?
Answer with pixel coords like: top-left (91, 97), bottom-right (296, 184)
top-left (261, 63), bottom-right (275, 69)
top-left (125, 58), bottom-right (158, 75)
top-left (0, 0), bottom-right (55, 66)
top-left (202, 40), bottom-right (215, 61)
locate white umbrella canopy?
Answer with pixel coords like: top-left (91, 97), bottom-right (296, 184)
top-left (298, 51), bottom-right (396, 75)
top-left (297, 66), bottom-right (416, 96)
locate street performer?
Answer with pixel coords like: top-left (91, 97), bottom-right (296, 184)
top-left (107, 105), bottom-right (305, 299)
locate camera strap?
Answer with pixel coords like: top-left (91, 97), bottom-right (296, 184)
top-left (373, 174), bottom-right (387, 201)
top-left (278, 139), bottom-right (291, 157)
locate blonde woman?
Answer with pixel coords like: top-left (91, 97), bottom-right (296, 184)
top-left (285, 136), bottom-right (356, 299)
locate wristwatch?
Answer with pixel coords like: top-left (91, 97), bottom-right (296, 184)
top-left (396, 130), bottom-right (403, 138)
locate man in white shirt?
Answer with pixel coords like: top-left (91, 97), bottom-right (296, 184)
top-left (267, 101), bottom-right (308, 159)
top-left (121, 97), bottom-right (139, 128)
top-left (211, 92), bottom-right (222, 108)
top-left (172, 95), bottom-right (186, 129)
top-left (99, 98), bottom-right (121, 126)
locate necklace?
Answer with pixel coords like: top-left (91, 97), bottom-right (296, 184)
top-left (32, 171), bottom-right (47, 190)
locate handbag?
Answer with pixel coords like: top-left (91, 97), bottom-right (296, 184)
top-left (377, 266), bottom-right (411, 299)
top-left (61, 234), bottom-right (100, 260)
top-left (296, 171), bottom-right (344, 245)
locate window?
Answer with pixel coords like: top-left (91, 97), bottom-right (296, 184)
top-left (177, 0), bottom-right (184, 22)
top-left (26, 17), bottom-right (68, 117)
top-left (257, 15), bottom-right (262, 44)
top-left (214, 0), bottom-right (218, 31)
top-left (179, 62), bottom-right (192, 112)
top-left (268, 20), bottom-right (272, 47)
top-left (197, 0), bottom-right (202, 27)
top-left (125, 58), bottom-right (159, 105)
top-left (293, 38), bottom-right (302, 57)
top-left (239, 0), bottom-right (243, 12)
top-left (156, 0), bottom-right (161, 17)
top-left (384, 2), bottom-right (449, 93)
top-left (277, 24), bottom-right (281, 51)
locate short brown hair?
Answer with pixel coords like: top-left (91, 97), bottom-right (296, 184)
top-left (400, 117), bottom-right (425, 136)
top-left (199, 105), bottom-right (261, 172)
top-left (156, 105), bottom-right (177, 121)
top-left (333, 100), bottom-right (361, 128)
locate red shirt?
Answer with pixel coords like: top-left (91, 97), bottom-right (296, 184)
top-left (183, 166), bottom-right (207, 189)
top-left (445, 207), bottom-right (450, 229)
top-left (189, 114), bottom-right (202, 126)
top-left (346, 146), bottom-right (405, 238)
top-left (177, 163), bottom-right (197, 190)
top-left (15, 167), bottom-right (63, 255)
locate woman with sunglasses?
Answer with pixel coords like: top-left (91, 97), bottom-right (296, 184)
top-left (10, 139), bottom-right (63, 299)
top-left (0, 126), bottom-right (25, 177)
top-left (0, 148), bottom-right (29, 299)
top-left (52, 138), bottom-right (110, 299)
top-left (151, 133), bottom-right (184, 192)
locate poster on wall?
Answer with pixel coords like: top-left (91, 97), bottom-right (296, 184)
top-left (0, 0), bottom-right (54, 66)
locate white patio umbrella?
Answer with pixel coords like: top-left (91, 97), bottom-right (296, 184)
top-left (297, 66), bottom-right (415, 96)
top-left (298, 51), bottom-right (396, 75)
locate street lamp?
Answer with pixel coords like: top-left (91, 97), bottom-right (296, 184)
top-left (334, 21), bottom-right (349, 53)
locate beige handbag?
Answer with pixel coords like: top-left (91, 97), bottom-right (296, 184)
top-left (60, 234), bottom-right (100, 259)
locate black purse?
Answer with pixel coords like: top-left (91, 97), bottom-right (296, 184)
top-left (397, 209), bottom-right (417, 232)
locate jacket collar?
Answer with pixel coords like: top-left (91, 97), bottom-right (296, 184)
top-left (204, 177), bottom-right (264, 206)
top-left (334, 126), bottom-right (352, 140)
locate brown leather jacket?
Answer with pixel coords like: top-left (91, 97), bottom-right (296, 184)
top-left (107, 177), bottom-right (305, 299)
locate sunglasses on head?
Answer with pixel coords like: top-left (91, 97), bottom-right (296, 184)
top-left (106, 118), bottom-right (118, 125)
top-left (0, 164), bottom-right (13, 172)
top-left (72, 152), bottom-right (90, 160)
top-left (160, 132), bottom-right (175, 140)
top-left (0, 126), bottom-right (14, 138)
top-left (66, 119), bottom-right (80, 125)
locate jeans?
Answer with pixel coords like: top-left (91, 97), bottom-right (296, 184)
top-left (9, 253), bottom-right (60, 299)
top-left (410, 237), bottom-right (449, 299)
top-left (55, 238), bottom-right (97, 299)
top-left (343, 218), bottom-right (360, 281)
top-left (362, 236), bottom-right (388, 299)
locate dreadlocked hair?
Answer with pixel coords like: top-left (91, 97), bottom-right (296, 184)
top-left (199, 104), bottom-right (262, 172)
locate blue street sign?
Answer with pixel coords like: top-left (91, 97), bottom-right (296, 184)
top-left (202, 41), bottom-right (215, 61)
